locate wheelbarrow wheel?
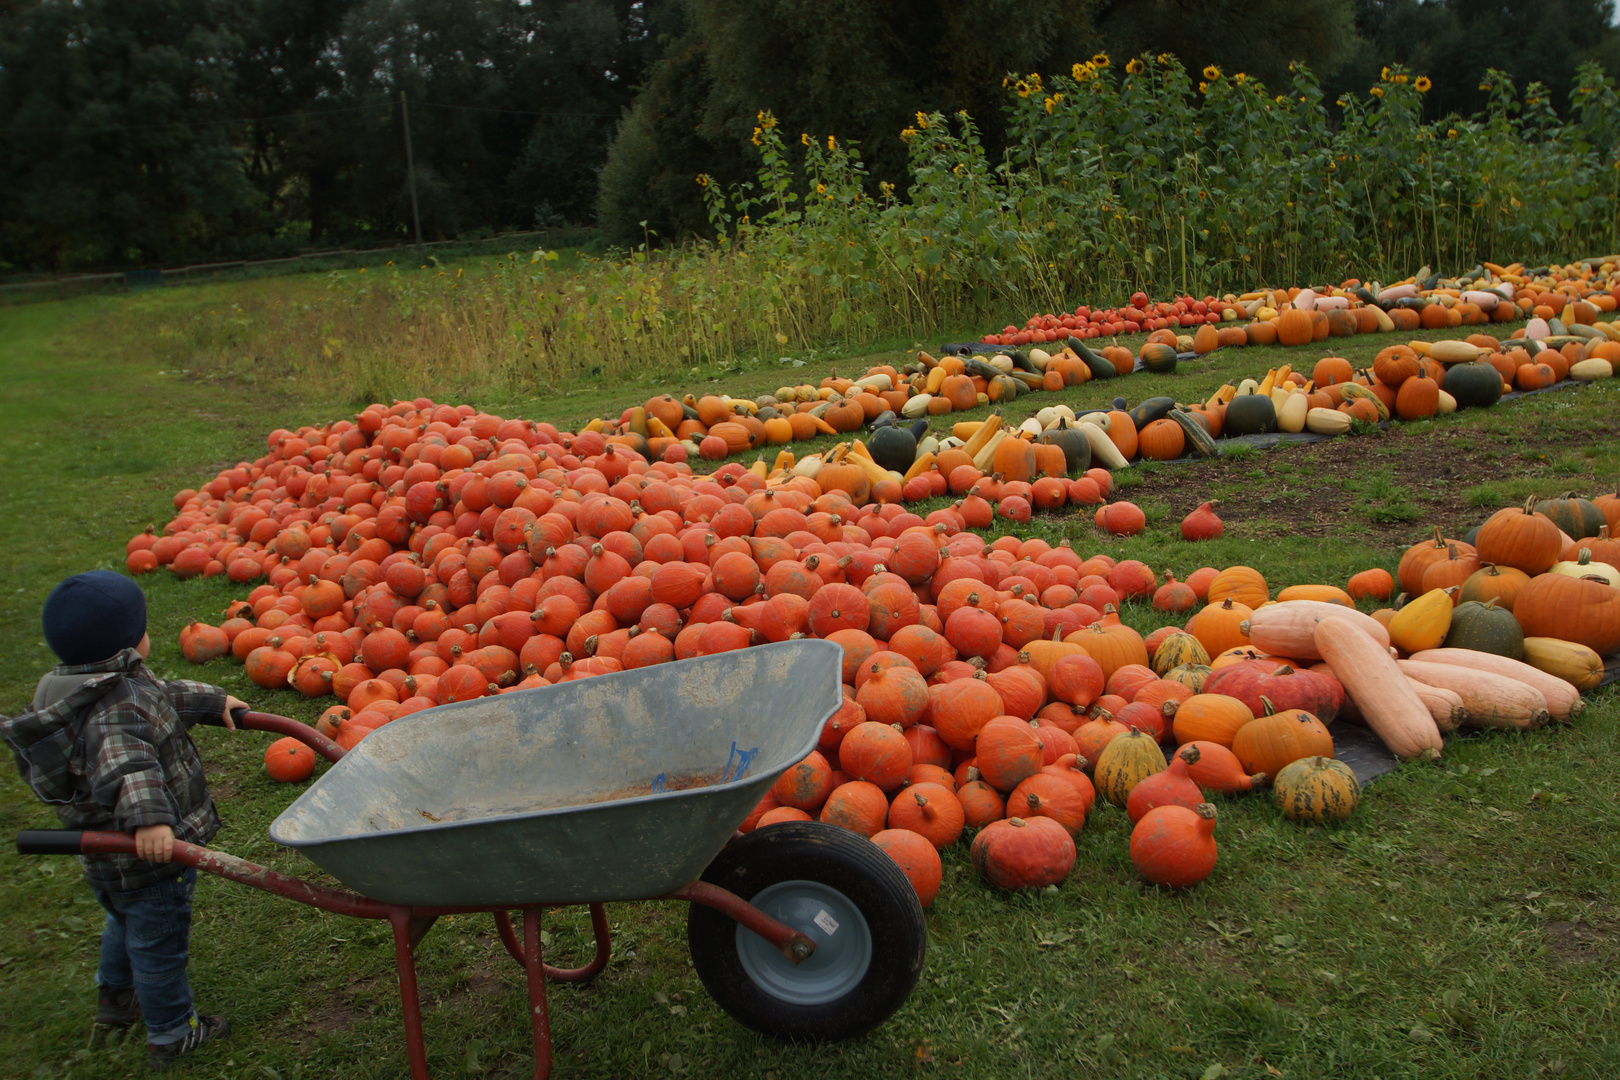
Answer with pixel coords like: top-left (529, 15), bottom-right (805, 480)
top-left (686, 820), bottom-right (925, 1042)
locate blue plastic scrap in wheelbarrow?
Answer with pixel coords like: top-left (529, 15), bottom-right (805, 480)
top-left (270, 639), bottom-right (844, 908)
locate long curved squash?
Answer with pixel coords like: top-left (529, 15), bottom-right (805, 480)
top-left (1407, 681), bottom-right (1465, 733)
top-left (1241, 601), bottom-right (1391, 660)
top-left (1078, 421), bottom-right (1129, 469)
top-left (1313, 617), bottom-right (1442, 761)
top-left (1407, 648), bottom-right (1583, 722)
top-left (1394, 660), bottom-right (1549, 730)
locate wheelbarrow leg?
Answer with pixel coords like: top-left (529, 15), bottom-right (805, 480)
top-left (493, 904), bottom-right (612, 984)
top-left (521, 907), bottom-right (554, 1080)
top-left (389, 908), bottom-right (433, 1080)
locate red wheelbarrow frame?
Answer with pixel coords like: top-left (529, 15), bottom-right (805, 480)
top-left (15, 711), bottom-right (815, 1080)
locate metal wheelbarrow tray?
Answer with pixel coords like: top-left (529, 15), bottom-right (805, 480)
top-left (17, 641), bottom-right (927, 1079)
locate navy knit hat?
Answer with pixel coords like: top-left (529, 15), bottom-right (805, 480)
top-left (42, 571), bottom-right (149, 665)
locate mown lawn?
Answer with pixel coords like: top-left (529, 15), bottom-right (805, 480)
top-left (1, 284), bottom-right (1617, 1080)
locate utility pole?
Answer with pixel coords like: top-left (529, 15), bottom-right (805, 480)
top-left (400, 91), bottom-right (424, 263)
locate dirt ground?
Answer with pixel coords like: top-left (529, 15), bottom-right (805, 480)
top-left (1135, 387), bottom-right (1614, 545)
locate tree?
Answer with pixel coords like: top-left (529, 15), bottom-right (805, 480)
top-left (1094, 0), bottom-right (1360, 91)
top-left (597, 0), bottom-right (1102, 246)
top-left (0, 0), bottom-right (265, 268)
top-left (1326, 0), bottom-right (1620, 121)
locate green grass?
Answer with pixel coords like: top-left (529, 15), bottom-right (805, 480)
top-left (3, 285), bottom-right (1620, 1079)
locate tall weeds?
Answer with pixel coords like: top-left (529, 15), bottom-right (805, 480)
top-left (146, 57), bottom-right (1620, 403)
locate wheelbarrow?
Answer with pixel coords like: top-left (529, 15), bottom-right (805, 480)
top-left (17, 640), bottom-right (926, 1079)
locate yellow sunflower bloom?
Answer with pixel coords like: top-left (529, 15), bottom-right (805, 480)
top-left (916, 112), bottom-right (929, 129)
top-left (801, 133), bottom-right (811, 146)
top-left (751, 127), bottom-right (763, 146)
top-left (1415, 76), bottom-right (1432, 92)
top-left (1199, 81), bottom-right (1208, 94)
top-left (816, 183), bottom-right (826, 193)
top-left (1092, 53), bottom-right (1110, 68)
top-left (827, 134), bottom-right (836, 151)
top-left (1203, 65), bottom-right (1220, 80)
top-left (1072, 62), bottom-right (1085, 81)
top-left (1381, 66), bottom-right (1391, 81)
top-left (1395, 73), bottom-right (1408, 84)
top-left (695, 174), bottom-right (709, 187)
top-left (1234, 72), bottom-right (1247, 84)
top-left (1369, 86), bottom-right (1384, 97)
top-left (1447, 128), bottom-right (1458, 138)
top-left (1126, 58), bottom-right (1144, 74)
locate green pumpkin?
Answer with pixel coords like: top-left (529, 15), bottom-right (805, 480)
top-left (1038, 426), bottom-right (1092, 474)
top-left (1535, 493), bottom-right (1606, 540)
top-left (1151, 631), bottom-right (1211, 676)
top-left (866, 424), bottom-right (918, 474)
top-left (1223, 393), bottom-right (1277, 437)
top-left (1440, 598), bottom-right (1524, 659)
top-left (1139, 343), bottom-right (1178, 374)
top-left (1127, 396), bottom-right (1177, 430)
top-left (1274, 756), bottom-right (1360, 824)
top-left (1442, 362), bottom-right (1503, 409)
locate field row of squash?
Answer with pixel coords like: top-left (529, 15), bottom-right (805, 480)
top-left (549, 263), bottom-right (1620, 469)
top-left (978, 259), bottom-right (1620, 345)
top-left (135, 389), bottom-right (1619, 902)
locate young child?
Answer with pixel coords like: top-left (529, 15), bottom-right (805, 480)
top-left (2, 570), bottom-right (249, 1069)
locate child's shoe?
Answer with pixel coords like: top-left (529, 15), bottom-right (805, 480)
top-left (94, 986), bottom-right (140, 1028)
top-left (147, 1014), bottom-right (229, 1070)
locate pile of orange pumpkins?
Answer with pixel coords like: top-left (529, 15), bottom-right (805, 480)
top-left (131, 394), bottom-right (1617, 904)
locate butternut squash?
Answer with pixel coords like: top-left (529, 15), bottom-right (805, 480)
top-left (1313, 617), bottom-right (1443, 761)
top-left (1394, 660), bottom-right (1549, 730)
top-left (1387, 588), bottom-right (1453, 653)
top-left (1240, 600), bottom-right (1390, 660)
top-left (1406, 649), bottom-right (1583, 723)
top-left (1520, 637), bottom-right (1605, 691)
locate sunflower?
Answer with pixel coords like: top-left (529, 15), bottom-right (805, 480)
top-left (1369, 86), bottom-right (1384, 98)
top-left (915, 112), bottom-right (929, 129)
top-left (1091, 53), bottom-right (1110, 68)
top-left (801, 133), bottom-right (812, 147)
top-left (751, 127), bottom-right (763, 146)
top-left (1381, 66), bottom-right (1391, 81)
top-left (1199, 82), bottom-right (1208, 94)
top-left (827, 134), bottom-right (836, 151)
top-left (695, 174), bottom-right (710, 187)
top-left (1234, 72), bottom-right (1247, 84)
top-left (1415, 76), bottom-right (1432, 93)
top-left (1447, 127), bottom-right (1458, 139)
top-left (1203, 65), bottom-right (1220, 80)
top-left (1125, 58), bottom-right (1144, 74)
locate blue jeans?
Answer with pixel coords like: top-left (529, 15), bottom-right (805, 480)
top-left (93, 868), bottom-right (198, 1043)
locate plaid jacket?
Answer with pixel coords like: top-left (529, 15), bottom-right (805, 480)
top-left (2, 648), bottom-right (227, 892)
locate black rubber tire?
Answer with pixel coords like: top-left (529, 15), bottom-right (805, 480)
top-left (686, 821), bottom-right (926, 1041)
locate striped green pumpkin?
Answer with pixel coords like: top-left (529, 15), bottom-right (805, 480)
top-left (1151, 631), bottom-right (1212, 676)
top-left (1273, 757), bottom-right (1360, 824)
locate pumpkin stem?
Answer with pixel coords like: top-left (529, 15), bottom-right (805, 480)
top-left (1195, 802), bottom-right (1217, 821)
top-left (1259, 695), bottom-right (1276, 716)
top-left (1177, 744), bottom-right (1202, 765)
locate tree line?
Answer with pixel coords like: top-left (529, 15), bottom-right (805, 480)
top-left (2, 0), bottom-right (1616, 272)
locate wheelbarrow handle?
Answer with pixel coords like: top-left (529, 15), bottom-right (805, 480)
top-left (234, 709), bottom-right (346, 762)
top-left (16, 830), bottom-right (390, 918)
top-left (16, 830), bottom-right (100, 856)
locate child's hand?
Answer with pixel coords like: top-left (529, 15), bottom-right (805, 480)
top-left (222, 696), bottom-right (250, 729)
top-left (134, 824), bottom-right (175, 863)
